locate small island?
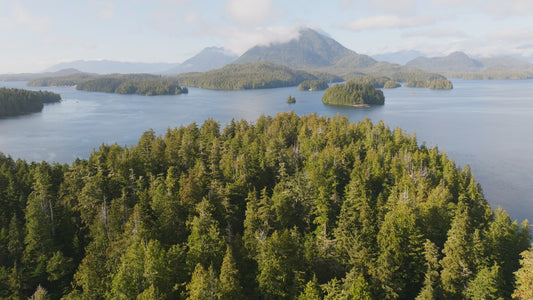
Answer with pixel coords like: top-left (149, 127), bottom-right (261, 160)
top-left (406, 78), bottom-right (453, 90)
top-left (297, 79), bottom-right (329, 91)
top-left (0, 87), bottom-right (61, 117)
top-left (322, 81), bottom-right (384, 106)
top-left (286, 95), bottom-right (296, 103)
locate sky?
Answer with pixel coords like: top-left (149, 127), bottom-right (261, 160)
top-left (1, 0), bottom-right (533, 73)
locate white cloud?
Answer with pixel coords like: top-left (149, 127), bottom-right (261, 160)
top-left (98, 3), bottom-right (115, 21)
top-left (403, 28), bottom-right (467, 39)
top-left (211, 26), bottom-right (301, 55)
top-left (1, 4), bottom-right (53, 33)
top-left (486, 0), bottom-right (533, 17)
top-left (344, 15), bottom-right (435, 31)
top-left (224, 0), bottom-right (274, 25)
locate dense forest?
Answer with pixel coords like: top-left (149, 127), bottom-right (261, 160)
top-left (322, 81), bottom-right (385, 106)
top-left (0, 112), bottom-right (530, 299)
top-left (347, 76), bottom-right (401, 89)
top-left (0, 88), bottom-right (61, 117)
top-left (297, 80), bottom-right (329, 91)
top-left (28, 74), bottom-right (188, 96)
top-left (177, 62), bottom-right (341, 90)
top-left (405, 78), bottom-right (454, 90)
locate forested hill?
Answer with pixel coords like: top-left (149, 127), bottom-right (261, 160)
top-left (177, 62), bottom-right (341, 90)
top-left (0, 112), bottom-right (530, 299)
top-left (0, 87), bottom-right (61, 117)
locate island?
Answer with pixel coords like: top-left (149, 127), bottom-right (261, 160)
top-left (286, 95), bottom-right (296, 103)
top-left (347, 76), bottom-right (401, 89)
top-left (28, 74), bottom-right (188, 96)
top-left (177, 62), bottom-right (342, 90)
top-left (322, 81), bottom-right (385, 106)
top-left (297, 79), bottom-right (329, 91)
top-left (0, 87), bottom-right (61, 117)
top-left (406, 78), bottom-right (453, 90)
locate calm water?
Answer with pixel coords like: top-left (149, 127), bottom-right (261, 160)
top-left (1, 80), bottom-right (532, 222)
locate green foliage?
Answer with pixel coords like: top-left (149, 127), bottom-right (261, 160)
top-left (347, 76), bottom-right (400, 89)
top-left (297, 79), bottom-right (329, 91)
top-left (177, 62), bottom-right (319, 90)
top-left (405, 78), bottom-right (453, 89)
top-left (322, 81), bottom-right (385, 106)
top-left (286, 95), bottom-right (296, 104)
top-left (0, 87), bottom-right (60, 117)
top-left (513, 247), bottom-right (533, 299)
top-left (28, 73), bottom-right (188, 96)
top-left (0, 113), bottom-right (529, 298)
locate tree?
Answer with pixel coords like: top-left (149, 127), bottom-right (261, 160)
top-left (218, 245), bottom-right (243, 300)
top-left (187, 263), bottom-right (218, 300)
top-left (186, 198), bottom-right (225, 270)
top-left (416, 240), bottom-right (442, 300)
top-left (513, 248), bottom-right (533, 299)
top-left (466, 264), bottom-right (503, 300)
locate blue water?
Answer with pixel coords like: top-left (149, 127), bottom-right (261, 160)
top-left (1, 80), bottom-right (532, 222)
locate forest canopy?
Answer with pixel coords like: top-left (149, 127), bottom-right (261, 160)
top-left (0, 87), bottom-right (61, 117)
top-left (177, 62), bottom-right (341, 90)
top-left (0, 112), bottom-right (529, 299)
top-left (28, 74), bottom-right (188, 96)
top-left (322, 81), bottom-right (385, 106)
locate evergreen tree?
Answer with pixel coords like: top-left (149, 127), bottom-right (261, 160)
top-left (218, 245), bottom-right (243, 300)
top-left (513, 248), bottom-right (533, 300)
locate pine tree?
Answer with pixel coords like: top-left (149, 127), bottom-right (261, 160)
top-left (513, 248), bottom-right (533, 300)
top-left (218, 245), bottom-right (243, 300)
top-left (416, 240), bottom-right (442, 300)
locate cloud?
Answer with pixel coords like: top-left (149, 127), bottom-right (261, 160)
top-left (340, 0), bottom-right (417, 14)
top-left (403, 28), bottom-right (467, 39)
top-left (210, 26), bottom-right (301, 55)
top-left (224, 0), bottom-right (274, 25)
top-left (98, 3), bottom-right (115, 20)
top-left (343, 15), bottom-right (435, 31)
top-left (0, 4), bottom-right (53, 33)
top-left (486, 0), bottom-right (533, 17)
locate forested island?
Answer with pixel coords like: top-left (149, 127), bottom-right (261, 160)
top-left (297, 79), bottom-right (329, 91)
top-left (348, 76), bottom-right (401, 89)
top-left (28, 74), bottom-right (188, 96)
top-left (177, 62), bottom-right (341, 90)
top-left (0, 87), bottom-right (61, 117)
top-left (322, 81), bottom-right (385, 106)
top-left (0, 112), bottom-right (530, 299)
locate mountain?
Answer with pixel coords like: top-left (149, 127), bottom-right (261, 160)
top-left (43, 60), bottom-right (178, 74)
top-left (164, 47), bottom-right (237, 74)
top-left (406, 51), bottom-right (484, 73)
top-left (372, 50), bottom-right (425, 65)
top-left (234, 28), bottom-right (376, 70)
top-left (406, 51), bottom-right (533, 75)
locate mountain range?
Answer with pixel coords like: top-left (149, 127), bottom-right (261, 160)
top-left (43, 47), bottom-right (238, 75)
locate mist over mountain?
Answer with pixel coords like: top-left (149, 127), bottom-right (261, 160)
top-left (164, 47), bottom-right (238, 74)
top-left (234, 28), bottom-right (375, 70)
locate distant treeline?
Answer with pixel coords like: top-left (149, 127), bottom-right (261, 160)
top-left (348, 76), bottom-right (401, 88)
top-left (0, 87), bottom-right (61, 117)
top-left (177, 62), bottom-right (342, 90)
top-left (322, 81), bottom-right (385, 106)
top-left (298, 79), bottom-right (329, 91)
top-left (387, 72), bottom-right (453, 89)
top-left (28, 74), bottom-right (188, 96)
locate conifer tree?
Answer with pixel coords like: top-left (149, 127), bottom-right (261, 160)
top-left (218, 245), bottom-right (243, 300)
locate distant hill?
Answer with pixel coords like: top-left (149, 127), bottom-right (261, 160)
top-left (176, 61), bottom-right (335, 90)
top-left (372, 50), bottom-right (425, 65)
top-left (164, 47), bottom-right (237, 74)
top-left (405, 52), bottom-right (533, 78)
top-left (43, 60), bottom-right (179, 74)
top-left (0, 68), bottom-right (83, 81)
top-left (406, 52), bottom-right (483, 73)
